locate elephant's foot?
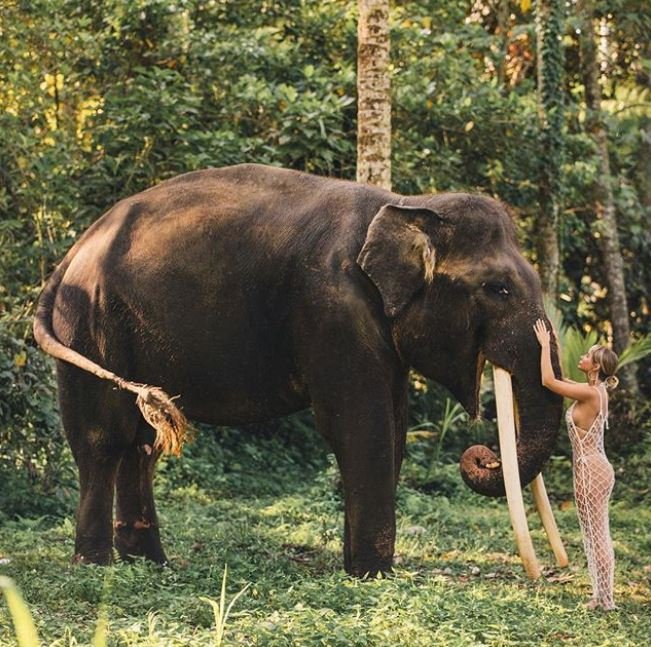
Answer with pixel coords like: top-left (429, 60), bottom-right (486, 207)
top-left (114, 519), bottom-right (167, 564)
top-left (345, 551), bottom-right (394, 578)
top-left (346, 559), bottom-right (394, 578)
top-left (344, 523), bottom-right (395, 578)
top-left (72, 536), bottom-right (114, 565)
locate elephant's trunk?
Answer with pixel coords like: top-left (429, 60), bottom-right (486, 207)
top-left (459, 345), bottom-right (563, 498)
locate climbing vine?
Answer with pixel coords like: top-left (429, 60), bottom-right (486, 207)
top-left (535, 0), bottom-right (565, 296)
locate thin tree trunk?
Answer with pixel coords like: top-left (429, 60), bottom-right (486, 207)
top-left (497, 0), bottom-right (510, 89)
top-left (577, 0), bottom-right (638, 393)
top-left (535, 0), bottom-right (564, 298)
top-left (357, 0), bottom-right (391, 190)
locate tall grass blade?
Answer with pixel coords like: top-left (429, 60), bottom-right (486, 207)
top-left (543, 298), bottom-right (563, 339)
top-left (200, 565), bottom-right (250, 646)
top-left (561, 326), bottom-right (600, 382)
top-left (0, 576), bottom-right (40, 647)
top-left (434, 399), bottom-right (467, 464)
top-left (91, 566), bottom-right (114, 647)
top-left (92, 609), bottom-right (108, 647)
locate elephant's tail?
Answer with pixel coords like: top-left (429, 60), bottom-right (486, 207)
top-left (33, 252), bottom-right (191, 456)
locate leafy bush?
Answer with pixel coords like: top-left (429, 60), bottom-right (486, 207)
top-left (157, 411), bottom-right (329, 499)
top-left (0, 320), bottom-right (76, 520)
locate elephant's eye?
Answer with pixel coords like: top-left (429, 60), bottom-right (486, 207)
top-left (482, 281), bottom-right (510, 297)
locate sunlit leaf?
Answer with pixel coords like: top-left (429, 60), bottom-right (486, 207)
top-left (0, 576), bottom-right (40, 647)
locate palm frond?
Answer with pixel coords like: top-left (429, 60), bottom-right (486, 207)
top-left (618, 333), bottom-right (651, 369)
top-left (543, 297), bottom-right (563, 339)
top-left (561, 326), bottom-right (600, 382)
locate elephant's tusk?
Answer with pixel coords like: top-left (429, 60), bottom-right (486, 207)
top-left (512, 383), bottom-right (569, 570)
top-left (531, 474), bottom-right (569, 568)
top-left (493, 366), bottom-right (541, 579)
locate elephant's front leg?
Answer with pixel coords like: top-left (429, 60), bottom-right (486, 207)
top-left (315, 385), bottom-right (398, 577)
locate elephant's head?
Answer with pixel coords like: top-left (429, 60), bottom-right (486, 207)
top-left (357, 194), bottom-right (562, 497)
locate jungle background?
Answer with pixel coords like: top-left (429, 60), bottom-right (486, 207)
top-left (0, 1), bottom-right (650, 645)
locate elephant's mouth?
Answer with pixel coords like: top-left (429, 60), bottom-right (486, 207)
top-left (460, 360), bottom-right (518, 479)
top-left (456, 352), bottom-right (486, 419)
top-left (472, 352), bottom-right (486, 419)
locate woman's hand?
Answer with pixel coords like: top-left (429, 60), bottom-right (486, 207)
top-left (533, 319), bottom-right (551, 348)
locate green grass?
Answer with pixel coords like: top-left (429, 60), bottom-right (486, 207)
top-left (1, 429), bottom-right (650, 646)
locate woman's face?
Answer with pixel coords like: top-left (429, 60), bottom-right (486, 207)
top-left (578, 347), bottom-right (599, 373)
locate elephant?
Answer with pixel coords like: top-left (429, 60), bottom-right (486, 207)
top-left (34, 163), bottom-right (562, 576)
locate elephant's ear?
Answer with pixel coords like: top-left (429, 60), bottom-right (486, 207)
top-left (357, 204), bottom-right (447, 318)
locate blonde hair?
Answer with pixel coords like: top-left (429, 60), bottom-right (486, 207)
top-left (589, 345), bottom-right (619, 390)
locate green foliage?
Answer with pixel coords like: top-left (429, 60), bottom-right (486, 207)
top-left (391, 10), bottom-right (541, 201)
top-left (560, 325), bottom-right (601, 383)
top-left (157, 413), bottom-right (328, 499)
top-left (546, 298), bottom-right (651, 381)
top-left (408, 394), bottom-right (469, 473)
top-left (544, 299), bottom-right (651, 452)
top-left (0, 320), bottom-right (76, 521)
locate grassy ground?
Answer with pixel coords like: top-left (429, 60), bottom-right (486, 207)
top-left (1, 426), bottom-right (649, 646)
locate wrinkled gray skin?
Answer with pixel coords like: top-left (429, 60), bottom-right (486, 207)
top-left (34, 164), bottom-right (562, 576)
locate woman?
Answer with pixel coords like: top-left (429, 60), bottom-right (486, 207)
top-left (533, 319), bottom-right (619, 611)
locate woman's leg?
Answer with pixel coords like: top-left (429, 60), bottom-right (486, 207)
top-left (573, 461), bottom-right (598, 602)
top-left (576, 457), bottom-right (615, 609)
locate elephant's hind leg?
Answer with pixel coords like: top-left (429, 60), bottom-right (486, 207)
top-left (58, 365), bottom-right (136, 565)
top-left (114, 421), bottom-right (167, 564)
top-left (73, 453), bottom-right (121, 565)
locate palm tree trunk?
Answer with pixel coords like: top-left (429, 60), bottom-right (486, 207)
top-left (496, 0), bottom-right (510, 89)
top-left (535, 0), bottom-right (564, 298)
top-left (357, 0), bottom-right (391, 190)
top-left (577, 0), bottom-right (638, 393)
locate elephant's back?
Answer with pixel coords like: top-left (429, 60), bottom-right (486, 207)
top-left (133, 164), bottom-right (378, 222)
top-left (68, 165), bottom-right (390, 296)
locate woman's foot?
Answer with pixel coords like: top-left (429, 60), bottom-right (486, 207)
top-left (585, 598), bottom-right (617, 611)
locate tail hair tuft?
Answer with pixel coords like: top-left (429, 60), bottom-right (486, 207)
top-left (135, 386), bottom-right (193, 456)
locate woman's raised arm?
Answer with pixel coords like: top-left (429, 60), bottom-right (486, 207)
top-left (533, 319), bottom-right (596, 402)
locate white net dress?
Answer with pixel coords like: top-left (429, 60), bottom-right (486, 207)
top-left (566, 383), bottom-right (615, 610)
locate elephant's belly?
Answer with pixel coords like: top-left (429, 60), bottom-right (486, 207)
top-left (133, 337), bottom-right (311, 426)
top-left (179, 371), bottom-right (312, 426)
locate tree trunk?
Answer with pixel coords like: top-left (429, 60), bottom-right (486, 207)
top-left (577, 0), bottom-right (638, 393)
top-left (535, 0), bottom-right (564, 298)
top-left (357, 0), bottom-right (391, 190)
